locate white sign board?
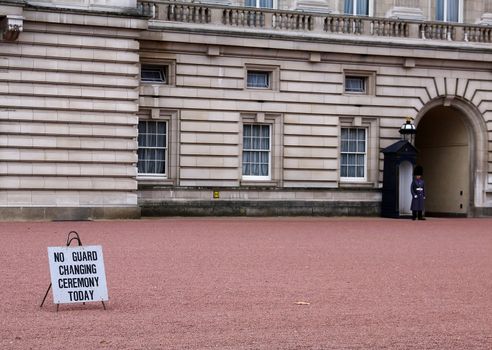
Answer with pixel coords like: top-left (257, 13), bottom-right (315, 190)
top-left (47, 245), bottom-right (108, 304)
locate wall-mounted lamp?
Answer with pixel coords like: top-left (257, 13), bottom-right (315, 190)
top-left (399, 117), bottom-right (416, 144)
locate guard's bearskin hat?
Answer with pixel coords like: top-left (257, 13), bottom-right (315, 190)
top-left (413, 165), bottom-right (423, 176)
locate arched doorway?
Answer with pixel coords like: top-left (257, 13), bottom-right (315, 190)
top-left (415, 106), bottom-right (470, 216)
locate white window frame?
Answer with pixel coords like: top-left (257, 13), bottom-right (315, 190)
top-left (345, 76), bottom-right (367, 94)
top-left (137, 120), bottom-right (168, 178)
top-left (343, 69), bottom-right (376, 95)
top-left (137, 109), bottom-right (179, 185)
top-left (436, 0), bottom-right (463, 23)
top-left (339, 117), bottom-right (378, 186)
top-left (242, 123), bottom-right (272, 181)
top-left (247, 71), bottom-right (271, 89)
top-left (244, 64), bottom-right (280, 91)
top-left (140, 60), bottom-right (176, 85)
top-left (343, 0), bottom-right (374, 16)
top-left (141, 65), bottom-right (168, 84)
top-left (245, 0), bottom-right (277, 9)
top-left (340, 127), bottom-right (367, 182)
top-left (240, 113), bottom-right (283, 186)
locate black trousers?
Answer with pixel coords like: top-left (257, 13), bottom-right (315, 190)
top-left (412, 210), bottom-right (424, 220)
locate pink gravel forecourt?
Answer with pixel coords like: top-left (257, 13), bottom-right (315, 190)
top-left (1, 217), bottom-right (491, 350)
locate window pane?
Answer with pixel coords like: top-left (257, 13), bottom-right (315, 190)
top-left (348, 154), bottom-right (355, 165)
top-left (137, 149), bottom-right (145, 173)
top-left (137, 120), bottom-right (167, 175)
top-left (349, 129), bottom-right (357, 140)
top-left (243, 162), bottom-right (250, 175)
top-left (357, 154), bottom-right (365, 166)
top-left (356, 0), bottom-right (369, 15)
top-left (244, 136), bottom-right (251, 149)
top-left (147, 159), bottom-right (156, 174)
top-left (156, 149), bottom-right (165, 161)
top-left (341, 154), bottom-right (348, 166)
top-left (341, 166), bottom-right (347, 177)
top-left (155, 161), bottom-right (165, 174)
top-left (259, 0), bottom-right (273, 8)
top-left (246, 0), bottom-right (274, 9)
top-left (344, 0), bottom-right (369, 16)
top-left (341, 140), bottom-right (349, 152)
top-left (448, 0), bottom-right (459, 22)
top-left (149, 133), bottom-right (157, 148)
top-left (344, 0), bottom-right (353, 14)
top-left (345, 76), bottom-right (366, 93)
top-left (147, 121), bottom-right (155, 135)
top-left (158, 134), bottom-right (166, 148)
top-left (260, 164), bottom-right (268, 176)
top-left (141, 66), bottom-right (167, 83)
top-left (261, 125), bottom-right (269, 137)
top-left (340, 127), bottom-right (366, 179)
top-left (244, 124), bottom-right (252, 137)
top-left (356, 166), bottom-right (364, 177)
top-left (138, 122), bottom-right (146, 134)
top-left (242, 124), bottom-right (270, 177)
top-left (357, 129), bottom-right (366, 140)
top-left (436, 0), bottom-right (444, 21)
top-left (348, 140), bottom-right (356, 152)
top-left (357, 141), bottom-right (365, 152)
top-left (158, 122), bottom-right (166, 134)
top-left (252, 125), bottom-right (261, 137)
top-left (252, 162), bottom-right (259, 176)
top-left (247, 71), bottom-right (270, 88)
top-left (138, 133), bottom-right (145, 147)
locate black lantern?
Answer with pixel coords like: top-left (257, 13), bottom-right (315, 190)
top-left (399, 117), bottom-right (416, 143)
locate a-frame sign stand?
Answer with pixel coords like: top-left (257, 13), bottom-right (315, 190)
top-left (40, 231), bottom-right (107, 311)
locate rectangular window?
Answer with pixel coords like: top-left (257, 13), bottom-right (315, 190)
top-left (245, 0), bottom-right (274, 8)
top-left (436, 0), bottom-right (459, 22)
top-left (247, 71), bottom-right (270, 89)
top-left (345, 76), bottom-right (367, 93)
top-left (344, 0), bottom-right (369, 15)
top-left (138, 120), bottom-right (167, 176)
top-left (340, 128), bottom-right (366, 180)
top-left (242, 124), bottom-right (271, 179)
top-left (141, 65), bottom-right (168, 83)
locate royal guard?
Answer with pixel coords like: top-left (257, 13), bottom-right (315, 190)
top-left (411, 166), bottom-right (426, 220)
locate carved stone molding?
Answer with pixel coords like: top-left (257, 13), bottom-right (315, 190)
top-left (386, 6), bottom-right (425, 21)
top-left (479, 13), bottom-right (492, 25)
top-left (1, 15), bottom-right (24, 41)
top-left (295, 0), bottom-right (333, 14)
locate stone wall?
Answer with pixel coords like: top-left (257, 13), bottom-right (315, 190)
top-left (3, 0), bottom-right (492, 219)
top-left (0, 2), bottom-right (146, 220)
top-left (138, 11), bottom-right (492, 215)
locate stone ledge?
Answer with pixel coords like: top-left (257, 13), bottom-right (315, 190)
top-left (470, 206), bottom-right (492, 217)
top-left (0, 206), bottom-right (141, 221)
top-left (141, 200), bottom-right (381, 217)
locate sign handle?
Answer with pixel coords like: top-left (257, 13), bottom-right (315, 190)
top-left (66, 230), bottom-right (83, 247)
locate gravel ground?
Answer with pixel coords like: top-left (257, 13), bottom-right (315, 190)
top-left (1, 217), bottom-right (491, 350)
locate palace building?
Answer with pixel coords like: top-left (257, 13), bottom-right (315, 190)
top-left (2, 0), bottom-right (492, 219)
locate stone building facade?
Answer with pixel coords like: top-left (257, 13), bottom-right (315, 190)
top-left (2, 0), bottom-right (492, 219)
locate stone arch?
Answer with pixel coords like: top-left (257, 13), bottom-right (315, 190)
top-left (414, 96), bottom-right (488, 216)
